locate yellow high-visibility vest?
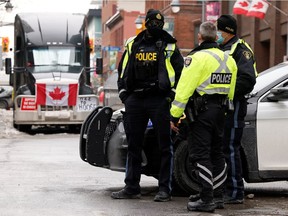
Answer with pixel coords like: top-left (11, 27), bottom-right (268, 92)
top-left (171, 48), bottom-right (238, 119)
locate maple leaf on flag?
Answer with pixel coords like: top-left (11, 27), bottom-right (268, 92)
top-left (254, 2), bottom-right (264, 9)
top-left (233, 0), bottom-right (250, 15)
top-left (49, 86), bottom-right (66, 100)
top-left (240, 1), bottom-right (249, 7)
top-left (246, 0), bottom-right (269, 19)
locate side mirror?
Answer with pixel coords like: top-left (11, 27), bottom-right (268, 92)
top-left (96, 57), bottom-right (103, 75)
top-left (5, 58), bottom-right (12, 74)
top-left (267, 87), bottom-right (288, 101)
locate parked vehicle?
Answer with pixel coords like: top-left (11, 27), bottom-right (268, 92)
top-left (5, 13), bottom-right (97, 132)
top-left (80, 61), bottom-right (288, 194)
top-left (103, 70), bottom-right (123, 111)
top-left (0, 86), bottom-right (13, 109)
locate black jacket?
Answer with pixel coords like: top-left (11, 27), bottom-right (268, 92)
top-left (117, 29), bottom-right (184, 101)
top-left (220, 36), bottom-right (257, 99)
top-left (188, 41), bottom-right (220, 55)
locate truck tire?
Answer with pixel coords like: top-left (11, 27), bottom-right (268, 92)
top-left (173, 140), bottom-right (200, 195)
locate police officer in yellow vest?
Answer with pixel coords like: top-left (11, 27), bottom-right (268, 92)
top-left (216, 15), bottom-right (257, 205)
top-left (170, 21), bottom-right (237, 213)
top-left (111, 9), bottom-right (184, 202)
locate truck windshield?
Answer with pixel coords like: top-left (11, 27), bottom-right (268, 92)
top-left (27, 46), bottom-right (83, 73)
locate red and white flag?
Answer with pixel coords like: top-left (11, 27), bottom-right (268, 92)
top-left (233, 0), bottom-right (250, 15)
top-left (36, 83), bottom-right (78, 106)
top-left (246, 0), bottom-right (269, 19)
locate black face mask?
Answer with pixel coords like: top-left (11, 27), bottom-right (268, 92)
top-left (147, 26), bottom-right (163, 38)
top-left (146, 20), bottom-right (164, 38)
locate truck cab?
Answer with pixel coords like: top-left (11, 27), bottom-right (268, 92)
top-left (5, 13), bottom-right (97, 132)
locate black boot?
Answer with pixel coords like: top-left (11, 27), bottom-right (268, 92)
top-left (187, 199), bottom-right (216, 213)
top-left (214, 197), bottom-right (224, 209)
top-left (111, 189), bottom-right (141, 199)
top-left (154, 191), bottom-right (171, 202)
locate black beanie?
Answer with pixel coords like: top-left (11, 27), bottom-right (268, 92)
top-left (145, 9), bottom-right (164, 25)
top-left (217, 15), bottom-right (237, 35)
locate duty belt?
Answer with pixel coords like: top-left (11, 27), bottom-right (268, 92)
top-left (185, 94), bottom-right (229, 123)
top-left (133, 85), bottom-right (159, 97)
top-left (202, 94), bottom-right (227, 103)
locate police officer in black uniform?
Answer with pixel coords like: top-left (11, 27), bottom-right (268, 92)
top-left (216, 15), bottom-right (257, 205)
top-left (111, 9), bottom-right (184, 202)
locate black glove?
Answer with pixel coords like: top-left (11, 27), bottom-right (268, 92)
top-left (119, 91), bottom-right (129, 103)
top-left (170, 115), bottom-right (179, 124)
top-left (166, 90), bottom-right (175, 102)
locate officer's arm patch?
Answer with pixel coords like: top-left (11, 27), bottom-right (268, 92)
top-left (184, 57), bottom-right (192, 67)
top-left (242, 50), bottom-right (252, 60)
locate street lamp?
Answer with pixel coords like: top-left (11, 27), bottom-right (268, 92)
top-left (0, 0), bottom-right (13, 12)
top-left (134, 15), bottom-right (143, 30)
top-left (170, 0), bottom-right (180, 13)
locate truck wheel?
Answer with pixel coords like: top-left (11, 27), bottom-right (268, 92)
top-left (0, 100), bottom-right (8, 109)
top-left (173, 140), bottom-right (200, 195)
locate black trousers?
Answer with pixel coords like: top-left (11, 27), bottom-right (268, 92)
top-left (187, 99), bottom-right (227, 202)
top-left (223, 99), bottom-right (247, 200)
top-left (123, 92), bottom-right (173, 194)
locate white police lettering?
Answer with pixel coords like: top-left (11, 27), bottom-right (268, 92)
top-left (211, 73), bottom-right (232, 84)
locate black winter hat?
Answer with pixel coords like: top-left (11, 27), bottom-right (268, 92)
top-left (217, 15), bottom-right (237, 35)
top-left (145, 9), bottom-right (164, 25)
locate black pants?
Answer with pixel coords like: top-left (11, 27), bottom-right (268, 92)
top-left (123, 92), bottom-right (173, 194)
top-left (223, 99), bottom-right (247, 200)
top-left (187, 99), bottom-right (227, 202)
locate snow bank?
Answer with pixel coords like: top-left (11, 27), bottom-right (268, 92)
top-left (0, 109), bottom-right (24, 138)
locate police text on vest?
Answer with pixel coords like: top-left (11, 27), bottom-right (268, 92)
top-left (211, 73), bottom-right (232, 84)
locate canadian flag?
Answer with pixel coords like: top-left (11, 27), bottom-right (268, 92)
top-left (246, 0), bottom-right (269, 19)
top-left (36, 83), bottom-right (78, 106)
top-left (233, 0), bottom-right (250, 15)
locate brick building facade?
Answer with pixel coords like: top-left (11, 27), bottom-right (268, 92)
top-left (147, 1), bottom-right (288, 73)
top-left (221, 1), bottom-right (288, 72)
top-left (101, 1), bottom-right (288, 76)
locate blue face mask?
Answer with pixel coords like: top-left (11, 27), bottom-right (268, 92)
top-left (216, 31), bottom-right (224, 45)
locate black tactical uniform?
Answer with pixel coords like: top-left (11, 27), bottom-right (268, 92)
top-left (111, 9), bottom-right (184, 202)
top-left (217, 15), bottom-right (257, 204)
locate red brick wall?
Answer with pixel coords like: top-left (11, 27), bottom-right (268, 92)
top-left (146, 0), bottom-right (202, 55)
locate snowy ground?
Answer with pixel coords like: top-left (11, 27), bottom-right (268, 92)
top-left (0, 108), bottom-right (80, 138)
top-left (0, 109), bottom-right (25, 138)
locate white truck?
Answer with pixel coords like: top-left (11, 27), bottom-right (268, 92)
top-left (5, 12), bottom-right (97, 132)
